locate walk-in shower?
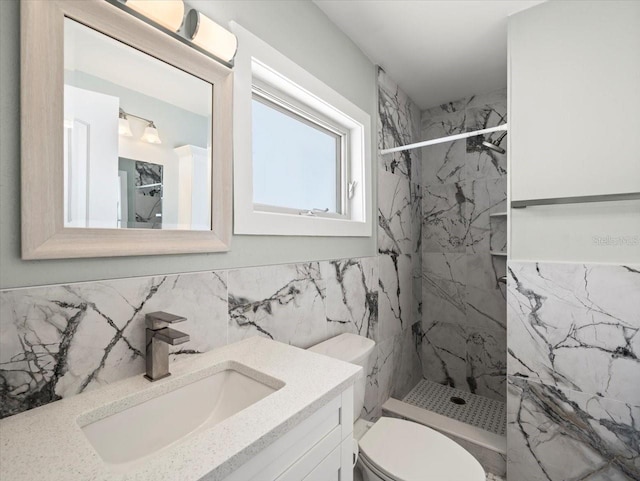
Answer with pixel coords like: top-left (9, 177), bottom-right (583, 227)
top-left (379, 96), bottom-right (509, 478)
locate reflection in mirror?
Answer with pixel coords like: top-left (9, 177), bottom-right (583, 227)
top-left (63, 17), bottom-right (212, 230)
top-left (118, 159), bottom-right (163, 229)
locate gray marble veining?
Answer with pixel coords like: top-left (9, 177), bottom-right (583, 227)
top-left (0, 272), bottom-right (228, 418)
top-left (325, 257), bottom-right (378, 340)
top-left (227, 262), bottom-right (327, 349)
top-left (419, 89), bottom-right (508, 402)
top-left (507, 262), bottom-right (640, 405)
top-left (508, 376), bottom-right (639, 481)
top-left (377, 67), bottom-right (421, 184)
top-left (507, 261), bottom-right (640, 481)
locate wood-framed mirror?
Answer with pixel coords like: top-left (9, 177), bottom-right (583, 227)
top-left (21, 0), bottom-right (232, 259)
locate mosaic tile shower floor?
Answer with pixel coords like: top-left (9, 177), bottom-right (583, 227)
top-left (403, 379), bottom-right (506, 436)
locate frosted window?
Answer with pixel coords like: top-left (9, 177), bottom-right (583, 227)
top-left (252, 97), bottom-right (340, 213)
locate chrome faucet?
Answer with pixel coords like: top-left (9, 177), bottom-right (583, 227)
top-left (144, 311), bottom-right (190, 381)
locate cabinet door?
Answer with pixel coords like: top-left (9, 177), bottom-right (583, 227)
top-left (302, 445), bottom-right (342, 481)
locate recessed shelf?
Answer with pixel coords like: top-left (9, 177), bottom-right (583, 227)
top-left (489, 212), bottom-right (507, 218)
top-left (490, 251), bottom-right (507, 257)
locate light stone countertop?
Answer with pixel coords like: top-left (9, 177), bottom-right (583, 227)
top-left (0, 337), bottom-right (360, 480)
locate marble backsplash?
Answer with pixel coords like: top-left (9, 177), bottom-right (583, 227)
top-left (506, 261), bottom-right (640, 481)
top-left (0, 256), bottom-right (420, 420)
top-left (419, 89), bottom-right (508, 401)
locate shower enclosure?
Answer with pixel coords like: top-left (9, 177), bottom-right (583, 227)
top-left (380, 86), bottom-right (509, 478)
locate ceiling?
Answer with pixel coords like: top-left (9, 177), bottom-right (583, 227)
top-left (313, 0), bottom-right (545, 110)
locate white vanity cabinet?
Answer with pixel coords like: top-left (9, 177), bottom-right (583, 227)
top-left (218, 386), bottom-right (354, 481)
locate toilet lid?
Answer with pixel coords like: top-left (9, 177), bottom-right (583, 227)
top-left (358, 417), bottom-right (486, 481)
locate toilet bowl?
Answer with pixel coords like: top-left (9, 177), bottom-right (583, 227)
top-left (309, 334), bottom-right (485, 481)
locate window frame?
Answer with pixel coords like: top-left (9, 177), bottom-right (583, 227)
top-left (231, 22), bottom-right (372, 237)
top-left (251, 87), bottom-right (348, 219)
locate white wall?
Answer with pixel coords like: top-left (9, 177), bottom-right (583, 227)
top-left (508, 0), bottom-right (640, 263)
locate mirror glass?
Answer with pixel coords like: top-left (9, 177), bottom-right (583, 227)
top-left (63, 18), bottom-right (212, 230)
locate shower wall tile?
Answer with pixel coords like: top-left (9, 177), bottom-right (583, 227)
top-left (464, 89), bottom-right (507, 182)
top-left (378, 170), bottom-right (414, 342)
top-left (422, 97), bottom-right (469, 119)
top-left (421, 89), bottom-right (507, 188)
top-left (363, 334), bottom-right (397, 420)
top-left (507, 376), bottom-right (640, 481)
top-left (422, 182), bottom-right (470, 253)
top-left (363, 323), bottom-right (422, 421)
top-left (411, 183), bottom-right (423, 334)
top-left (465, 136), bottom-right (507, 182)
top-left (0, 272), bottom-right (228, 418)
top-left (378, 170), bottom-right (413, 256)
top-left (466, 179), bottom-right (508, 254)
top-left (421, 140), bottom-right (467, 186)
top-left (421, 111), bottom-right (467, 141)
top-left (507, 261), bottom-right (640, 405)
top-left (422, 252), bottom-right (467, 322)
top-left (420, 318), bottom-right (468, 389)
top-left (227, 262), bottom-right (327, 349)
top-left (420, 102), bottom-right (466, 185)
top-left (324, 257), bottom-right (378, 340)
top-left (374, 69), bottom-right (422, 412)
top-left (467, 253), bottom-right (506, 291)
top-left (489, 217), bottom-right (508, 253)
top-left (377, 67), bottom-right (421, 184)
top-left (392, 323), bottom-right (423, 399)
top-left (421, 252), bottom-right (468, 389)
top-left (419, 89), bottom-right (508, 402)
top-left (378, 253), bottom-right (412, 342)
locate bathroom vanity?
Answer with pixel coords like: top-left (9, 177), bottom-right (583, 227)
top-left (0, 337), bottom-right (359, 480)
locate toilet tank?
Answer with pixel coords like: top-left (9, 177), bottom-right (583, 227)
top-left (308, 333), bottom-right (375, 421)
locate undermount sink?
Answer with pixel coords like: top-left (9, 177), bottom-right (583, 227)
top-left (79, 362), bottom-right (283, 465)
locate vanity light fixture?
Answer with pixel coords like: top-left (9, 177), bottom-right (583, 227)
top-left (118, 108), bottom-right (133, 137)
top-left (119, 108), bottom-right (161, 144)
top-left (141, 122), bottom-right (162, 144)
top-left (124, 0), bottom-right (185, 32)
top-left (185, 10), bottom-right (238, 63)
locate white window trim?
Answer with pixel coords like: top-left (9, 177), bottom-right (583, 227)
top-left (230, 22), bottom-right (372, 237)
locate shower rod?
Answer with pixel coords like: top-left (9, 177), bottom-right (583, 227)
top-left (380, 124), bottom-right (508, 155)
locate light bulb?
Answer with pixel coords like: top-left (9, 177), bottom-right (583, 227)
top-left (126, 0), bottom-right (185, 32)
top-left (185, 10), bottom-right (238, 63)
top-left (118, 117), bottom-right (133, 137)
top-left (141, 123), bottom-right (162, 144)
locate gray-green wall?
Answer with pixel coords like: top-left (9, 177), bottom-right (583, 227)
top-left (0, 0), bottom-right (377, 289)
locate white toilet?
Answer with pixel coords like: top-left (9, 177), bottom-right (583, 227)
top-left (309, 333), bottom-right (486, 481)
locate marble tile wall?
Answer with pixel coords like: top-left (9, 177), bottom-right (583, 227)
top-left (0, 257), bottom-right (387, 419)
top-left (506, 261), bottom-right (640, 481)
top-left (420, 89), bottom-right (508, 401)
top-left (373, 67), bottom-right (423, 418)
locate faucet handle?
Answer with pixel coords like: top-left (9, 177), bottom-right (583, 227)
top-left (146, 311), bottom-right (187, 330)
